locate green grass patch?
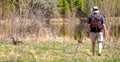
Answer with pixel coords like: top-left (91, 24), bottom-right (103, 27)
top-left (0, 41), bottom-right (119, 62)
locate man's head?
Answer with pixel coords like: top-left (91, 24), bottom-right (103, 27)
top-left (91, 6), bottom-right (99, 14)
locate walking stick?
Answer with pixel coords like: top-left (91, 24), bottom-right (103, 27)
top-left (73, 35), bottom-right (82, 57)
top-left (69, 35), bottom-right (82, 62)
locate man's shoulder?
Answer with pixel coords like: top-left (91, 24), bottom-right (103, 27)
top-left (98, 15), bottom-right (104, 18)
top-left (94, 14), bottom-right (104, 19)
top-left (88, 14), bottom-right (104, 19)
top-left (94, 14), bottom-right (103, 18)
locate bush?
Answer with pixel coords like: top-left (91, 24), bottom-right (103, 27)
top-left (110, 25), bottom-right (120, 38)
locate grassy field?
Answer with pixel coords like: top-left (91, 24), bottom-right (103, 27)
top-left (0, 40), bottom-right (120, 62)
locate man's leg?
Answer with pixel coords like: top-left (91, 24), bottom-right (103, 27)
top-left (97, 32), bottom-right (103, 56)
top-left (98, 41), bottom-right (102, 56)
top-left (90, 32), bottom-right (96, 56)
top-left (92, 41), bottom-right (96, 56)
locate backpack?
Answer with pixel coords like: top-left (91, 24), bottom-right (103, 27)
top-left (90, 15), bottom-right (103, 32)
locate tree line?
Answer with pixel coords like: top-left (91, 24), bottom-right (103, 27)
top-left (1, 0), bottom-right (120, 18)
top-left (0, 0), bottom-right (87, 19)
top-left (0, 0), bottom-right (120, 42)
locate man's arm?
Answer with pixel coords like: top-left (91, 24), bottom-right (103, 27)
top-left (87, 16), bottom-right (91, 37)
top-left (87, 24), bottom-right (90, 37)
top-left (101, 16), bottom-right (106, 38)
top-left (103, 24), bottom-right (106, 38)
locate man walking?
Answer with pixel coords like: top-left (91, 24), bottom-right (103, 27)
top-left (87, 6), bottom-right (106, 56)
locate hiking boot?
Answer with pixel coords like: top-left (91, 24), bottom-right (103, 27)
top-left (98, 54), bottom-right (101, 56)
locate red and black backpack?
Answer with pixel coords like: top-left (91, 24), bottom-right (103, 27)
top-left (90, 15), bottom-right (103, 32)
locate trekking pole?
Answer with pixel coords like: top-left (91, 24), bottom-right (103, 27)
top-left (73, 35), bottom-right (82, 57)
top-left (69, 35), bottom-right (82, 62)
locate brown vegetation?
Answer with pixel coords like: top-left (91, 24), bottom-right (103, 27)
top-left (0, 0), bottom-right (119, 44)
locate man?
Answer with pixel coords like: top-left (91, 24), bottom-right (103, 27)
top-left (87, 6), bottom-right (106, 56)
